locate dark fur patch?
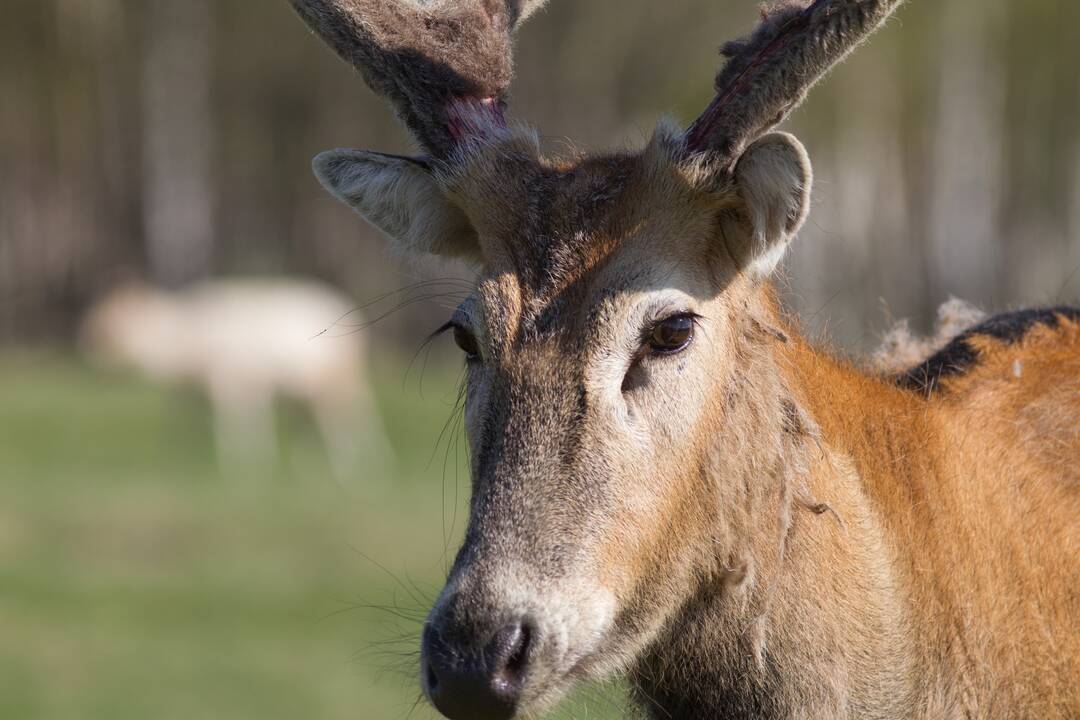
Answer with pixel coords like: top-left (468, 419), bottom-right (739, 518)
top-left (686, 0), bottom-right (903, 166)
top-left (291, 0), bottom-right (544, 157)
top-left (899, 306), bottom-right (1080, 394)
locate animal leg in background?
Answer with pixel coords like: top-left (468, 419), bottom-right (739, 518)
top-left (309, 380), bottom-right (396, 486)
top-left (207, 376), bottom-right (276, 480)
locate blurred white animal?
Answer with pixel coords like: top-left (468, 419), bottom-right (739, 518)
top-left (81, 278), bottom-right (391, 482)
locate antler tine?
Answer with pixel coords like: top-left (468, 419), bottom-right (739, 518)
top-left (686, 0), bottom-right (904, 170)
top-left (290, 0), bottom-right (547, 159)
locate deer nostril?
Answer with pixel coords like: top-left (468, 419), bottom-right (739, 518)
top-left (491, 622), bottom-right (532, 691)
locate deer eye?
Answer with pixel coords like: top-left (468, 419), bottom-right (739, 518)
top-left (648, 314), bottom-right (695, 355)
top-left (453, 324), bottom-right (481, 362)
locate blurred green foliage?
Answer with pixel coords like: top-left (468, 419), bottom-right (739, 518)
top-left (0, 352), bottom-right (629, 719)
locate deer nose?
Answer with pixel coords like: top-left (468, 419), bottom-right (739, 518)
top-left (422, 620), bottom-right (533, 720)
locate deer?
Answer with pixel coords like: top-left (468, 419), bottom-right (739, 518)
top-left (81, 278), bottom-right (392, 482)
top-left (289, 0), bottom-right (1080, 718)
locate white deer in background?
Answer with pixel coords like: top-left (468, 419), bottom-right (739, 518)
top-left (82, 278), bottom-right (392, 482)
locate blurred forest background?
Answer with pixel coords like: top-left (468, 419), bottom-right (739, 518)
top-left (3, 1), bottom-right (1080, 719)
top-left (4, 0), bottom-right (1080, 348)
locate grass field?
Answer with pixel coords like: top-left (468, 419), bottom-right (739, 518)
top-left (0, 352), bottom-right (628, 720)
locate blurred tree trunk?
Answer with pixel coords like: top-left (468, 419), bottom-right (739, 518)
top-left (927, 0), bottom-right (1005, 304)
top-left (141, 0), bottom-right (215, 288)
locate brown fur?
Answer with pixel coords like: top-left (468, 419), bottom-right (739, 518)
top-left (742, 304), bottom-right (1080, 719)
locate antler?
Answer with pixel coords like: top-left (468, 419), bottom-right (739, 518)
top-left (686, 0), bottom-right (904, 170)
top-left (290, 0), bottom-right (548, 159)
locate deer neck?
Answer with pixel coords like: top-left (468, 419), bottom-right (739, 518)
top-left (630, 285), bottom-right (920, 720)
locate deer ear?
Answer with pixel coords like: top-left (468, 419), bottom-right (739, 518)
top-left (313, 149), bottom-right (480, 262)
top-left (722, 132), bottom-right (812, 280)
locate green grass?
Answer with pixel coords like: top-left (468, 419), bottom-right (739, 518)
top-left (0, 353), bottom-right (628, 720)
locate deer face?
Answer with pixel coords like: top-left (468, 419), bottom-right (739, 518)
top-left (292, 0), bottom-right (900, 715)
top-left (315, 125), bottom-right (811, 718)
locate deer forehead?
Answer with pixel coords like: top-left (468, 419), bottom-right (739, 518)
top-left (447, 128), bottom-right (735, 340)
top-left (443, 126), bottom-right (731, 230)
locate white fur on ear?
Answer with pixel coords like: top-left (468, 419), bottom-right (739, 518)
top-left (312, 149), bottom-right (480, 261)
top-left (731, 132), bottom-right (812, 280)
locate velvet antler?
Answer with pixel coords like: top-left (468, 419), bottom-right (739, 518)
top-left (290, 0), bottom-right (547, 159)
top-left (686, 0), bottom-right (904, 171)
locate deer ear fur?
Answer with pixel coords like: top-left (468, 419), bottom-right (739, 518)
top-left (721, 132), bottom-right (812, 280)
top-left (313, 149), bottom-right (480, 262)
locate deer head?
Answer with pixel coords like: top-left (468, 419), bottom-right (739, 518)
top-left (292, 1), bottom-right (903, 718)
